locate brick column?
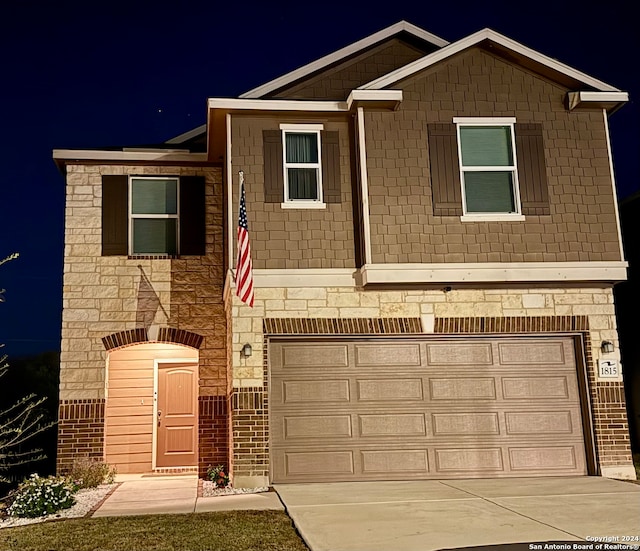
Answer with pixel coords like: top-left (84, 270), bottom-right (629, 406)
top-left (56, 399), bottom-right (105, 474)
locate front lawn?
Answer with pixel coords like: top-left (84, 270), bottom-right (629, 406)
top-left (0, 510), bottom-right (308, 551)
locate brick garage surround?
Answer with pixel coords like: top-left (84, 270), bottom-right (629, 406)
top-left (57, 399), bottom-right (105, 474)
top-left (227, 286), bottom-right (635, 484)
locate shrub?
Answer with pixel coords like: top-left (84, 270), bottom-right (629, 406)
top-left (7, 474), bottom-right (76, 518)
top-left (207, 465), bottom-right (230, 487)
top-left (69, 457), bottom-right (117, 489)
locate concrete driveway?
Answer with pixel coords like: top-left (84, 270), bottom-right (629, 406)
top-left (275, 477), bottom-right (640, 551)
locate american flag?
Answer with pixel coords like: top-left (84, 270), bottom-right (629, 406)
top-left (236, 171), bottom-right (254, 307)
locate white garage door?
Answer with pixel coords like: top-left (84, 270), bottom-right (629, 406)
top-left (270, 336), bottom-right (588, 483)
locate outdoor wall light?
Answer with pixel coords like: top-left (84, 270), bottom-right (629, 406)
top-left (601, 340), bottom-right (614, 354)
top-left (241, 343), bottom-right (253, 357)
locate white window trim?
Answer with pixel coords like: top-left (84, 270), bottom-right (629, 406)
top-left (128, 176), bottom-right (180, 255)
top-left (454, 118), bottom-right (523, 220)
top-left (279, 123), bottom-right (324, 207)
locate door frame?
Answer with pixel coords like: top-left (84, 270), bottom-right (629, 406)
top-left (152, 358), bottom-right (199, 470)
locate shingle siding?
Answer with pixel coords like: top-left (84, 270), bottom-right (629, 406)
top-left (366, 47), bottom-right (620, 264)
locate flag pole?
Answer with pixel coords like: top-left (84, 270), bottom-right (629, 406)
top-left (232, 170), bottom-right (244, 283)
top-left (235, 170), bottom-right (254, 307)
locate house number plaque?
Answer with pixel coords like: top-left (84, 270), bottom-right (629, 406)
top-left (598, 359), bottom-right (619, 378)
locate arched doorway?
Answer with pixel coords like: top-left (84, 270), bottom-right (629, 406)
top-left (105, 342), bottom-right (199, 474)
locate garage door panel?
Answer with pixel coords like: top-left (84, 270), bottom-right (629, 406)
top-left (359, 413), bottom-right (426, 436)
top-left (434, 448), bottom-right (504, 472)
top-left (283, 415), bottom-right (353, 439)
top-left (361, 450), bottom-right (429, 474)
top-left (508, 446), bottom-right (582, 471)
top-left (432, 412), bottom-right (500, 436)
top-left (270, 337), bottom-right (588, 482)
top-left (426, 342), bottom-right (493, 365)
top-left (357, 378), bottom-right (424, 401)
top-left (282, 344), bottom-right (348, 368)
top-left (278, 379), bottom-right (351, 403)
top-left (355, 343), bottom-right (421, 366)
top-left (501, 376), bottom-right (575, 400)
top-left (497, 340), bottom-right (568, 366)
top-left (504, 410), bottom-right (577, 435)
top-left (429, 377), bottom-right (497, 400)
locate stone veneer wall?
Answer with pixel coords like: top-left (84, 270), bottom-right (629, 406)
top-left (58, 164), bottom-right (227, 475)
top-left (227, 286), bottom-right (633, 485)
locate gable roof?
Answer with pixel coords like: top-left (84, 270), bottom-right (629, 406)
top-left (239, 21), bottom-right (448, 99)
top-left (359, 28), bottom-right (623, 93)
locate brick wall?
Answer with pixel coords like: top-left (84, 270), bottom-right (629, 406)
top-left (198, 396), bottom-right (229, 478)
top-left (228, 285), bottom-right (634, 480)
top-left (57, 399), bottom-right (105, 474)
top-left (365, 47), bottom-right (621, 264)
top-left (60, 163), bottom-right (227, 476)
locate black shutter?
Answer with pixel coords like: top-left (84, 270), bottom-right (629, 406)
top-left (102, 175), bottom-right (128, 255)
top-left (427, 124), bottom-right (463, 216)
top-left (515, 123), bottom-right (550, 215)
top-left (179, 176), bottom-right (206, 255)
top-left (322, 131), bottom-right (341, 203)
top-left (263, 130), bottom-right (284, 203)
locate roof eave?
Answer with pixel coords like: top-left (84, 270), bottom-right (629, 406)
top-left (239, 20), bottom-right (449, 100)
top-left (359, 28), bottom-right (622, 93)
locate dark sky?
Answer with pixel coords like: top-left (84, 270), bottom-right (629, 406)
top-left (0, 0), bottom-right (637, 357)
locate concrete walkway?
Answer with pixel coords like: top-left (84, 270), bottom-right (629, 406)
top-left (275, 477), bottom-right (640, 551)
top-left (92, 474), bottom-right (283, 517)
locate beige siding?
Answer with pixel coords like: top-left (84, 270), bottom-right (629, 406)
top-left (231, 116), bottom-right (356, 269)
top-left (105, 343), bottom-right (198, 474)
top-left (365, 47), bottom-right (621, 264)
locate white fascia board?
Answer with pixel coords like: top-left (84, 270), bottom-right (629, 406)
top-left (165, 124), bottom-right (207, 144)
top-left (360, 28), bottom-right (621, 93)
top-left (240, 21), bottom-right (449, 99)
top-left (207, 98), bottom-right (348, 112)
top-left (346, 89), bottom-right (403, 110)
top-left (361, 262), bottom-right (628, 285)
top-left (52, 149), bottom-right (208, 163)
top-left (230, 269), bottom-right (358, 288)
top-left (567, 91), bottom-right (629, 110)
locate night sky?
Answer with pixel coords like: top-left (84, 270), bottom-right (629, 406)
top-left (0, 0), bottom-right (637, 357)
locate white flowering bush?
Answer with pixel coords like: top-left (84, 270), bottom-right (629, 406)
top-left (7, 474), bottom-right (76, 518)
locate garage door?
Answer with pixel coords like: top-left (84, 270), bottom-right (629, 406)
top-left (270, 336), bottom-right (587, 482)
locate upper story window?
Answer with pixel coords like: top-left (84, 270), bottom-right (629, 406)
top-left (281, 124), bottom-right (323, 206)
top-left (101, 174), bottom-right (205, 257)
top-left (454, 118), bottom-right (523, 220)
top-left (130, 177), bottom-right (179, 255)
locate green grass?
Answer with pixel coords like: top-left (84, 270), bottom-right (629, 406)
top-left (633, 453), bottom-right (640, 480)
top-left (0, 511), bottom-right (309, 551)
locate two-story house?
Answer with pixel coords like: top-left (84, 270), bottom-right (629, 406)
top-left (53, 21), bottom-right (635, 487)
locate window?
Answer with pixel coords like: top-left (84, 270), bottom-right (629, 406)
top-left (454, 117), bottom-right (523, 220)
top-left (102, 174), bottom-right (205, 257)
top-left (280, 124), bottom-right (323, 206)
top-left (427, 122), bottom-right (549, 218)
top-left (129, 177), bottom-right (179, 254)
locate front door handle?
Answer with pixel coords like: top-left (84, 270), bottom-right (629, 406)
top-left (158, 410), bottom-right (162, 417)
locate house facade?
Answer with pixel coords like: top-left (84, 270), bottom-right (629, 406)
top-left (53, 21), bottom-right (635, 486)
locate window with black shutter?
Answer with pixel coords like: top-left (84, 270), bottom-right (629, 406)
top-left (101, 175), bottom-right (205, 256)
top-left (263, 126), bottom-right (341, 207)
top-left (428, 120), bottom-right (549, 219)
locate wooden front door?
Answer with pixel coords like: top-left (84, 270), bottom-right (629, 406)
top-left (156, 363), bottom-right (198, 468)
